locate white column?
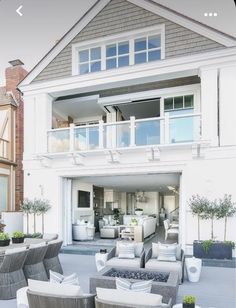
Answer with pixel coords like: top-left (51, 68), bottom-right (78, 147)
top-left (99, 120), bottom-right (104, 149)
top-left (130, 116), bottom-right (136, 147)
top-left (219, 65), bottom-right (236, 146)
top-left (24, 93), bottom-right (53, 156)
top-left (199, 67), bottom-right (218, 146)
top-left (69, 123), bottom-right (75, 152)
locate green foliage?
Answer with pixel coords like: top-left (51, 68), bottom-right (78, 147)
top-left (224, 241), bottom-right (235, 249)
top-left (131, 218), bottom-right (138, 225)
top-left (20, 198), bottom-right (33, 214)
top-left (32, 232), bottom-right (42, 238)
top-left (188, 195), bottom-right (210, 218)
top-left (183, 295), bottom-right (196, 304)
top-left (135, 208), bottom-right (143, 211)
top-left (12, 231), bottom-right (24, 238)
top-left (32, 199), bottom-right (51, 214)
top-left (0, 233), bottom-right (9, 241)
top-left (216, 195), bottom-right (236, 219)
top-left (201, 239), bottom-right (214, 254)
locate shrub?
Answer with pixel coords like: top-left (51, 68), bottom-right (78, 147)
top-left (0, 233), bottom-right (9, 241)
top-left (12, 231), bottom-right (24, 238)
top-left (183, 295), bottom-right (196, 304)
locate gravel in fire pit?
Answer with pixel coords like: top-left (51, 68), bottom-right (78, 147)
top-left (105, 269), bottom-right (169, 282)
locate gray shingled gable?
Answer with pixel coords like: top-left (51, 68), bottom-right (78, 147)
top-left (32, 0), bottom-right (224, 83)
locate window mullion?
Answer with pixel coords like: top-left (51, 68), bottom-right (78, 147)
top-left (101, 44), bottom-right (106, 71)
top-left (130, 39), bottom-right (134, 65)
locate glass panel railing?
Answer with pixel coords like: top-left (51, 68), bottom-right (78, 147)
top-left (169, 114), bottom-right (201, 143)
top-left (135, 119), bottom-right (161, 146)
top-left (104, 122), bottom-right (130, 148)
top-left (47, 129), bottom-right (70, 153)
top-left (74, 126), bottom-right (99, 151)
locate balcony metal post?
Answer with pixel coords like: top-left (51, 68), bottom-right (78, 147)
top-left (69, 123), bottom-right (75, 152)
top-left (99, 120), bottom-right (104, 149)
top-left (130, 116), bottom-right (136, 147)
top-left (164, 112), bottom-right (170, 144)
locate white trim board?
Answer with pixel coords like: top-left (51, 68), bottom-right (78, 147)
top-left (18, 0), bottom-right (236, 87)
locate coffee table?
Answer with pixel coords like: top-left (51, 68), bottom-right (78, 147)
top-left (89, 266), bottom-right (179, 305)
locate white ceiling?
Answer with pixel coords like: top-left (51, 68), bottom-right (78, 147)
top-left (53, 96), bottom-right (105, 120)
top-left (75, 173), bottom-right (180, 192)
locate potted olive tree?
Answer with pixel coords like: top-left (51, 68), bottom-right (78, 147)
top-left (20, 198), bottom-right (32, 235)
top-left (135, 208), bottom-right (143, 216)
top-left (36, 199), bottom-right (51, 234)
top-left (0, 233), bottom-right (10, 246)
top-left (12, 231), bottom-right (25, 244)
top-left (183, 295), bottom-right (196, 308)
top-left (190, 194), bottom-right (236, 260)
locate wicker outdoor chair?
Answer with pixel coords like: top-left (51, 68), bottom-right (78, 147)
top-left (23, 245), bottom-right (48, 281)
top-left (43, 240), bottom-right (63, 277)
top-left (27, 289), bottom-right (95, 308)
top-left (95, 297), bottom-right (172, 308)
top-left (0, 249), bottom-right (29, 299)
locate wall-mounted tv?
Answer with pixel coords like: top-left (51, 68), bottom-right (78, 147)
top-left (78, 190), bottom-right (90, 208)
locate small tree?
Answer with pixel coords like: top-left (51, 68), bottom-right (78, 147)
top-left (203, 201), bottom-right (219, 240)
top-left (188, 195), bottom-right (210, 240)
top-left (36, 199), bottom-right (51, 234)
top-left (216, 194), bottom-right (236, 241)
top-left (20, 199), bottom-right (33, 234)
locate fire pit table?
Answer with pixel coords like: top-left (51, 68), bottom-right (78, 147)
top-left (89, 266), bottom-right (179, 305)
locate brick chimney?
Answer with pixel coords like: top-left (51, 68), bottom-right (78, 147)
top-left (5, 60), bottom-right (28, 210)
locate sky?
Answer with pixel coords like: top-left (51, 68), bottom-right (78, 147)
top-left (0, 0), bottom-right (236, 86)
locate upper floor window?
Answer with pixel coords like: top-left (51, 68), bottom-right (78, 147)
top-left (135, 35), bottom-right (161, 64)
top-left (72, 26), bottom-right (165, 76)
top-left (164, 95), bottom-right (194, 111)
top-left (79, 47), bottom-right (101, 74)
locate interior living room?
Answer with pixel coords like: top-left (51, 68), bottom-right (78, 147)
top-left (70, 173), bottom-right (180, 248)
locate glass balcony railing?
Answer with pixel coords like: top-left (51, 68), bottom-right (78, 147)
top-left (47, 129), bottom-right (70, 153)
top-left (47, 113), bottom-right (201, 153)
top-left (74, 126), bottom-right (99, 151)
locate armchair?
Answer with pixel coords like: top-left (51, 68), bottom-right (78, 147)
top-left (145, 246), bottom-right (185, 284)
top-left (106, 242), bottom-right (145, 269)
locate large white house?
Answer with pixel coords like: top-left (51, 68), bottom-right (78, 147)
top-left (19, 0), bottom-right (236, 252)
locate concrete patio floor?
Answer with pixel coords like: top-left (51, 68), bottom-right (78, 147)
top-left (0, 253), bottom-right (235, 308)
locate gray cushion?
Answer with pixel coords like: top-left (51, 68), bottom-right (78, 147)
top-left (116, 241), bottom-right (143, 257)
top-left (145, 259), bottom-right (182, 283)
top-left (106, 257), bottom-right (140, 268)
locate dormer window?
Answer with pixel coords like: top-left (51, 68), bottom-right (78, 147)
top-left (72, 25), bottom-right (165, 76)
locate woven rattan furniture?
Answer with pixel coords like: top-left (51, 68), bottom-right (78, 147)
top-left (95, 296), bottom-right (172, 308)
top-left (43, 240), bottom-right (63, 277)
top-left (23, 245), bottom-right (48, 281)
top-left (27, 289), bottom-right (95, 308)
top-left (0, 249), bottom-right (29, 299)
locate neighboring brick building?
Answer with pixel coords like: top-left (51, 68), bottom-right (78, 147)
top-left (0, 60), bottom-right (27, 212)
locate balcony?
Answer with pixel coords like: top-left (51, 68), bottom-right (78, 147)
top-left (0, 138), bottom-right (9, 160)
top-left (47, 113), bottom-right (201, 154)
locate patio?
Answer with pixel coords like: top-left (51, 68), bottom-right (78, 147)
top-left (0, 253), bottom-right (235, 308)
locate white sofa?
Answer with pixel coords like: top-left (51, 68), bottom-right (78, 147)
top-left (123, 215), bottom-right (156, 239)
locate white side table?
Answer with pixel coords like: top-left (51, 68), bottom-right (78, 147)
top-left (173, 305), bottom-right (201, 308)
top-left (95, 252), bottom-right (108, 271)
top-left (185, 257), bottom-right (202, 282)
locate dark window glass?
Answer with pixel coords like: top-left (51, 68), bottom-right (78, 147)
top-left (106, 44), bottom-right (116, 57)
top-left (106, 58), bottom-right (116, 69)
top-left (118, 41), bottom-right (129, 55)
top-left (148, 35), bottom-right (161, 49)
top-left (135, 52), bottom-right (146, 64)
top-left (118, 56), bottom-right (129, 67)
top-left (174, 96), bottom-right (184, 109)
top-left (135, 38), bottom-right (146, 52)
top-left (148, 50), bottom-right (161, 62)
top-left (184, 95), bottom-right (194, 108)
top-left (164, 98), bottom-right (174, 110)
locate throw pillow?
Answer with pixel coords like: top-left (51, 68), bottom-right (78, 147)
top-left (116, 278), bottom-right (153, 293)
top-left (157, 244), bottom-right (177, 262)
top-left (50, 270), bottom-right (80, 286)
top-left (152, 242), bottom-right (181, 260)
top-left (116, 241), bottom-right (143, 257)
top-left (28, 279), bottom-right (82, 297)
top-left (118, 243), bottom-right (135, 259)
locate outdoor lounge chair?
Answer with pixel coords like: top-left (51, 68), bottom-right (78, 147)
top-left (163, 219), bottom-right (179, 240)
top-left (106, 242), bottom-right (145, 269)
top-left (43, 240), bottom-right (63, 277)
top-left (27, 289), bottom-right (96, 308)
top-left (23, 244), bottom-right (48, 281)
top-left (0, 248), bottom-right (28, 299)
top-left (145, 245), bottom-right (185, 284)
top-left (95, 288), bottom-right (172, 308)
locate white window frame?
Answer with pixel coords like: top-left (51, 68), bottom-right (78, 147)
top-left (72, 25), bottom-right (165, 76)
